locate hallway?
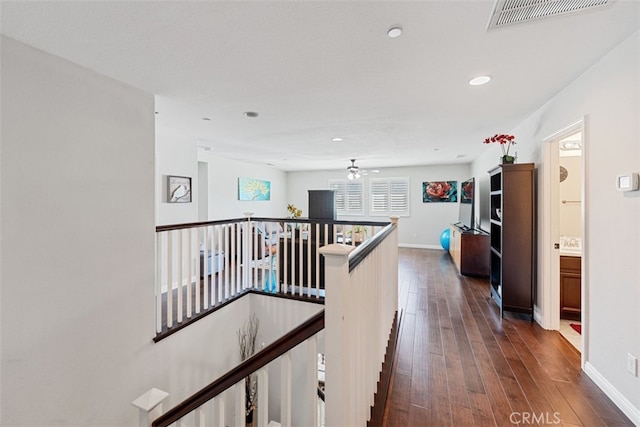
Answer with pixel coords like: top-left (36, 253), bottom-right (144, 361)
top-left (382, 248), bottom-right (632, 426)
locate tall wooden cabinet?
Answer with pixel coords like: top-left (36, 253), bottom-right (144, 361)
top-left (489, 163), bottom-right (536, 319)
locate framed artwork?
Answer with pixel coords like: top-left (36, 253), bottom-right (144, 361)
top-left (167, 175), bottom-right (192, 203)
top-left (423, 180), bottom-right (457, 203)
top-left (238, 177), bottom-right (271, 201)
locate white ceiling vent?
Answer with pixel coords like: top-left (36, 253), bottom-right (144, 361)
top-left (488, 0), bottom-right (612, 29)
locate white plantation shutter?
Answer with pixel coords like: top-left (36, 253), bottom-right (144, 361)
top-left (370, 179), bottom-right (389, 214)
top-left (370, 177), bottom-right (410, 216)
top-left (389, 179), bottom-right (409, 213)
top-left (329, 179), bottom-right (364, 215)
top-left (329, 180), bottom-right (346, 211)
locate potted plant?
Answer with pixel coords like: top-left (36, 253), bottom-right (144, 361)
top-left (483, 133), bottom-right (517, 164)
top-left (348, 225), bottom-right (368, 243)
top-left (286, 203), bottom-right (303, 232)
top-left (238, 314), bottom-right (259, 425)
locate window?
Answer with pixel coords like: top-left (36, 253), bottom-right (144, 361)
top-left (369, 177), bottom-right (410, 216)
top-left (328, 179), bottom-right (364, 215)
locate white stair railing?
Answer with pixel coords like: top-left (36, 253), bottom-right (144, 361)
top-left (321, 217), bottom-right (399, 427)
top-left (150, 312), bottom-right (324, 427)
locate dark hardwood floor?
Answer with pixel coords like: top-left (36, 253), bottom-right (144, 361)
top-left (382, 248), bottom-right (632, 427)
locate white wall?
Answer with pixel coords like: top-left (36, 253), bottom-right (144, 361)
top-left (0, 37), bottom-right (313, 427)
top-left (198, 151), bottom-right (287, 220)
top-left (471, 31), bottom-right (640, 420)
top-left (1, 36), bottom-right (156, 426)
top-left (156, 134), bottom-right (199, 226)
top-left (287, 164), bottom-right (472, 248)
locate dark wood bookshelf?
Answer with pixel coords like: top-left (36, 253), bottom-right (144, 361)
top-left (488, 163), bottom-right (536, 320)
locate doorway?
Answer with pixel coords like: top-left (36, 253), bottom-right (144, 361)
top-left (541, 119), bottom-right (586, 363)
top-left (557, 131), bottom-right (583, 351)
top-left (198, 161), bottom-right (209, 221)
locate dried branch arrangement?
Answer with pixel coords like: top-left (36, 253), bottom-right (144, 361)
top-left (238, 313), bottom-right (259, 419)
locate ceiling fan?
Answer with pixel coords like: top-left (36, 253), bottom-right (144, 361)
top-left (347, 159), bottom-right (379, 180)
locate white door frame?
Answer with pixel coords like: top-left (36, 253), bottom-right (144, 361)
top-left (541, 117), bottom-right (587, 367)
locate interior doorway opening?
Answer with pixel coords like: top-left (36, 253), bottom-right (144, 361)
top-left (557, 131), bottom-right (583, 352)
top-left (541, 118), bottom-right (586, 364)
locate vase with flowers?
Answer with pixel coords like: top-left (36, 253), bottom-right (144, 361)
top-left (483, 133), bottom-right (517, 164)
top-left (286, 203), bottom-right (302, 232)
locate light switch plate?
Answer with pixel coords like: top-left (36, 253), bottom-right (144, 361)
top-left (616, 173), bottom-right (639, 192)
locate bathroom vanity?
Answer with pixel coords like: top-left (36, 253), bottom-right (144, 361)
top-left (560, 254), bottom-right (581, 320)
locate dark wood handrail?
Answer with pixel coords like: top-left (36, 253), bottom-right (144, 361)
top-left (156, 217), bottom-right (390, 233)
top-left (152, 310), bottom-right (325, 427)
top-left (156, 217), bottom-right (247, 232)
top-left (349, 222), bottom-right (397, 272)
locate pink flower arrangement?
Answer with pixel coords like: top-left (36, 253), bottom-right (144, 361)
top-left (483, 134), bottom-right (516, 157)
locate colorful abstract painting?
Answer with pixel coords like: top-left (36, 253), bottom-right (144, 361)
top-left (423, 181), bottom-right (457, 203)
top-left (238, 177), bottom-right (271, 201)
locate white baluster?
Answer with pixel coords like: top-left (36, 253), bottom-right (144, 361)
top-left (234, 223), bottom-right (240, 294)
top-left (217, 224), bottom-right (223, 302)
top-left (298, 235), bottom-right (303, 296)
top-left (210, 224), bottom-right (216, 307)
top-left (186, 228), bottom-right (193, 319)
top-left (195, 227), bottom-right (201, 314)
top-left (224, 224), bottom-right (230, 298)
top-left (167, 230), bottom-right (173, 328)
top-left (280, 353), bottom-right (292, 427)
top-left (235, 381), bottom-right (246, 427)
top-left (283, 230), bottom-right (289, 294)
top-left (307, 336), bottom-right (318, 427)
top-left (156, 233), bottom-right (163, 334)
top-left (177, 229), bottom-right (183, 323)
top-left (214, 395), bottom-right (225, 427)
top-left (194, 406), bottom-right (205, 427)
top-left (203, 227), bottom-right (209, 309)
top-left (257, 368), bottom-right (269, 426)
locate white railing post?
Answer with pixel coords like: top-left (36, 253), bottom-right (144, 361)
top-left (132, 388), bottom-right (169, 427)
top-left (319, 243), bottom-right (355, 427)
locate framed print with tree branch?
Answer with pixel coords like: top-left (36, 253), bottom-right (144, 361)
top-left (167, 175), bottom-right (192, 203)
top-left (238, 177), bottom-right (271, 201)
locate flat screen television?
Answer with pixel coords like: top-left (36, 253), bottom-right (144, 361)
top-left (458, 178), bottom-right (475, 230)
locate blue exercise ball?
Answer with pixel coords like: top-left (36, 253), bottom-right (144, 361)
top-left (440, 228), bottom-right (450, 251)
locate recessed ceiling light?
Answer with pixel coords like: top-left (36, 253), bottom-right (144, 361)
top-left (244, 111), bottom-right (259, 118)
top-left (331, 137), bottom-right (344, 142)
top-left (387, 26), bottom-right (403, 38)
top-left (469, 75), bottom-right (492, 86)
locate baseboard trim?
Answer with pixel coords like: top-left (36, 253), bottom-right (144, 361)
top-left (398, 243), bottom-right (443, 250)
top-left (583, 362), bottom-right (640, 425)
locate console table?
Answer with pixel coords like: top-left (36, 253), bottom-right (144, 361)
top-left (449, 224), bottom-right (490, 277)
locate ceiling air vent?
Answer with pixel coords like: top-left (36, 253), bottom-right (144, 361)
top-left (488, 0), bottom-right (612, 29)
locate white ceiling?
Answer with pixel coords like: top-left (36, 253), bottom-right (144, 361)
top-left (1, 1), bottom-right (638, 171)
